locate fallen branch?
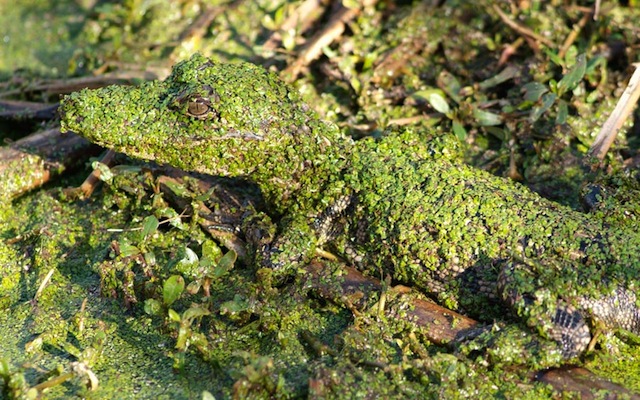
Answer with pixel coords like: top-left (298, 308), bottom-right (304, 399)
top-left (0, 129), bottom-right (99, 200)
top-left (0, 75), bottom-right (149, 98)
top-left (558, 11), bottom-right (592, 60)
top-left (0, 100), bottom-right (58, 120)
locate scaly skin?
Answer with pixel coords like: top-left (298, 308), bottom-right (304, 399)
top-left (61, 54), bottom-right (640, 358)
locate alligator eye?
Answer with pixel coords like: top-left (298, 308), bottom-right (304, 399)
top-left (187, 99), bottom-right (210, 117)
top-left (186, 96), bottom-right (218, 120)
top-left (172, 85), bottom-right (220, 120)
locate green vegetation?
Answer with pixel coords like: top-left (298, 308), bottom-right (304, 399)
top-left (3, 0), bottom-right (640, 398)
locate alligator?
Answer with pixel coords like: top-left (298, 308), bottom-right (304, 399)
top-left (60, 53), bottom-right (640, 358)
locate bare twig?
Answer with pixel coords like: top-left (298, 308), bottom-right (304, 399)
top-left (168, 1), bottom-right (245, 62)
top-left (262, 0), bottom-right (327, 52)
top-left (538, 367), bottom-right (640, 399)
top-left (177, 6), bottom-right (220, 43)
top-left (305, 260), bottom-right (477, 345)
top-left (283, 0), bottom-right (377, 81)
top-left (34, 268), bottom-right (55, 300)
top-left (558, 11), bottom-right (592, 60)
top-left (588, 64), bottom-right (640, 162)
top-left (78, 149), bottom-right (116, 198)
top-left (491, 4), bottom-right (554, 48)
top-left (498, 37), bottom-right (524, 66)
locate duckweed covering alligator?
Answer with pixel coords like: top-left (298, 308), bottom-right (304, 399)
top-left (60, 54), bottom-right (640, 363)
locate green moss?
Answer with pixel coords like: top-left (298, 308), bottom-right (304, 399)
top-left (6, 0), bottom-right (640, 397)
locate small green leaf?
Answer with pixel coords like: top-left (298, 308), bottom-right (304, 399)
top-left (427, 92), bottom-right (450, 114)
top-left (163, 275), bottom-right (185, 306)
top-left (168, 308), bottom-right (181, 322)
top-left (544, 49), bottom-right (563, 66)
top-left (213, 250), bottom-right (237, 278)
top-left (564, 46), bottom-right (578, 66)
top-left (119, 241), bottom-right (140, 257)
top-left (261, 14), bottom-right (276, 30)
top-left (522, 82), bottom-right (548, 102)
top-left (176, 324), bottom-right (189, 350)
top-left (349, 76), bottom-right (362, 94)
top-left (143, 251), bottom-right (156, 266)
top-left (557, 53), bottom-right (586, 97)
top-left (282, 29), bottom-right (296, 51)
top-left (343, 0), bottom-right (360, 9)
top-left (0, 359), bottom-right (9, 375)
top-left (273, 4), bottom-right (285, 24)
top-left (413, 89), bottom-right (450, 114)
top-left (186, 280), bottom-right (201, 295)
top-left (585, 55), bottom-right (606, 75)
top-left (202, 391), bottom-right (215, 400)
top-left (163, 180), bottom-right (189, 197)
top-left (172, 246), bottom-right (199, 277)
top-left (322, 45), bottom-right (338, 59)
top-left (156, 207), bottom-right (185, 229)
top-left (141, 215), bottom-right (159, 237)
top-left (182, 305), bottom-right (211, 322)
top-left (91, 161), bottom-right (113, 182)
top-left (484, 127), bottom-right (508, 141)
top-left (220, 295), bottom-right (249, 315)
top-left (473, 108), bottom-right (503, 126)
top-left (477, 65), bottom-right (518, 91)
top-left (195, 187), bottom-right (216, 202)
top-left (362, 52), bottom-right (377, 71)
top-left (555, 99), bottom-right (568, 124)
top-left (151, 193), bottom-right (166, 209)
top-left (529, 92), bottom-right (557, 122)
top-left (437, 71), bottom-right (462, 103)
top-left (586, 88), bottom-right (600, 104)
top-left (199, 255), bottom-right (215, 271)
top-left (144, 299), bottom-right (162, 315)
top-left (452, 120), bottom-right (467, 140)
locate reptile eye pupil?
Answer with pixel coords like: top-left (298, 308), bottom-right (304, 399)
top-left (187, 100), bottom-right (209, 117)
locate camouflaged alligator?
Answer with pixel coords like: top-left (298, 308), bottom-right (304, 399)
top-left (61, 53), bottom-right (640, 358)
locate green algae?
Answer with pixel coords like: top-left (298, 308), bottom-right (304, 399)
top-left (0, 155), bottom-right (49, 202)
top-left (0, 185), bottom-right (219, 398)
top-left (587, 338), bottom-right (640, 392)
top-left (5, 0), bottom-right (640, 397)
top-left (0, 0), bottom-right (84, 77)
